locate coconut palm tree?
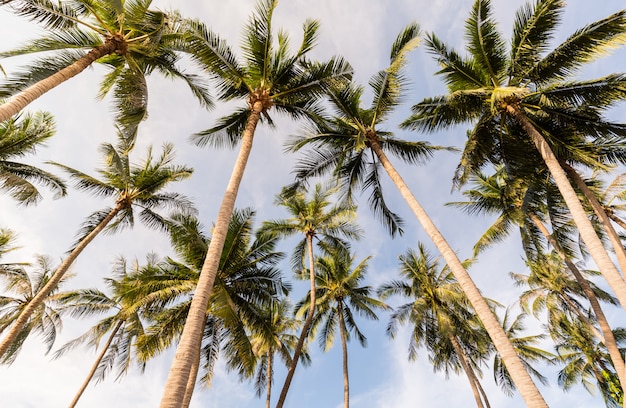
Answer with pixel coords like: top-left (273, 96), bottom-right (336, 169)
top-left (249, 299), bottom-right (308, 408)
top-left (450, 167), bottom-right (626, 388)
top-left (132, 209), bottom-right (286, 408)
top-left (0, 254), bottom-right (67, 364)
top-left (52, 256), bottom-right (149, 408)
top-left (402, 0), bottom-right (626, 309)
top-left (378, 243), bottom-right (493, 408)
top-left (259, 183), bottom-right (361, 408)
top-left (0, 109), bottom-right (66, 205)
top-left (0, 135), bottom-right (194, 360)
top-left (296, 250), bottom-right (388, 408)
top-left (0, 0), bottom-right (212, 132)
top-left (553, 316), bottom-right (626, 407)
top-left (289, 21), bottom-right (548, 406)
top-left (159, 1), bottom-right (352, 403)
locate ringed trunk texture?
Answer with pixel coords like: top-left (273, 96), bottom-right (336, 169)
top-left (275, 234), bottom-right (316, 408)
top-left (337, 300), bottom-right (350, 408)
top-left (448, 333), bottom-right (485, 408)
top-left (0, 41), bottom-right (119, 122)
top-left (159, 103), bottom-right (263, 408)
top-left (68, 320), bottom-right (124, 408)
top-left (529, 213), bottom-right (626, 389)
top-left (0, 205), bottom-right (121, 359)
top-left (369, 140), bottom-right (548, 408)
top-left (562, 162), bottom-right (626, 278)
top-left (181, 348), bottom-right (201, 408)
top-left (507, 105), bottom-right (626, 309)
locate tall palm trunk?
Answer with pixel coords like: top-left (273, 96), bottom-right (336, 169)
top-left (0, 37), bottom-right (123, 122)
top-left (275, 233), bottom-right (316, 408)
top-left (448, 333), bottom-right (488, 408)
top-left (561, 162), bottom-right (626, 278)
top-left (507, 105), bottom-right (626, 309)
top-left (181, 348), bottom-right (201, 408)
top-left (265, 349), bottom-right (273, 408)
top-left (368, 139), bottom-right (548, 408)
top-left (0, 204), bottom-right (122, 359)
top-left (528, 213), bottom-right (626, 389)
top-left (159, 102), bottom-right (263, 408)
top-left (337, 299), bottom-right (350, 408)
top-left (68, 320), bottom-right (124, 408)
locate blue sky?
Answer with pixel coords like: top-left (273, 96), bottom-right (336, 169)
top-left (1, 1), bottom-right (626, 407)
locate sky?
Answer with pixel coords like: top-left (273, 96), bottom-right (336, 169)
top-left (1, 0), bottom-right (626, 407)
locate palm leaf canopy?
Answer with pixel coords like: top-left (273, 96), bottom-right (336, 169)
top-left (178, 0), bottom-right (353, 148)
top-left (286, 23), bottom-right (453, 236)
top-left (0, 0), bottom-right (212, 134)
top-left (403, 0), bottom-right (626, 186)
top-left (0, 110), bottom-right (66, 204)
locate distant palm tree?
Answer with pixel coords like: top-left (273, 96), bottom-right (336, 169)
top-left (0, 0), bottom-right (212, 133)
top-left (0, 255), bottom-right (67, 364)
top-left (0, 136), bottom-right (194, 359)
top-left (297, 250), bottom-right (388, 408)
top-left (0, 110), bottom-right (65, 204)
top-left (378, 244), bottom-right (492, 408)
top-left (53, 257), bottom-right (148, 408)
top-left (249, 299), bottom-right (308, 408)
top-left (159, 1), bottom-right (352, 403)
top-left (259, 183), bottom-right (361, 408)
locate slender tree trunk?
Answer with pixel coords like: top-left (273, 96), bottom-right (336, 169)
top-left (266, 350), bottom-right (273, 408)
top-left (337, 300), bottom-right (350, 408)
top-left (448, 333), bottom-right (485, 408)
top-left (474, 371), bottom-right (491, 408)
top-left (607, 212), bottom-right (626, 230)
top-left (159, 103), bottom-right (263, 408)
top-left (562, 162), bottom-right (626, 278)
top-left (368, 139), bottom-right (548, 408)
top-left (275, 234), bottom-right (316, 408)
top-left (0, 205), bottom-right (121, 359)
top-left (68, 320), bottom-right (123, 408)
top-left (528, 213), bottom-right (626, 389)
top-left (180, 349), bottom-right (201, 408)
top-left (0, 40), bottom-right (120, 122)
top-left (507, 105), bottom-right (626, 309)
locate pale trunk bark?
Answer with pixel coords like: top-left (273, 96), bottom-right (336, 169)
top-left (369, 140), bottom-right (548, 407)
top-left (159, 103), bottom-right (263, 408)
top-left (180, 349), bottom-right (200, 408)
top-left (0, 205), bottom-right (121, 359)
top-left (275, 234), bottom-right (316, 408)
top-left (68, 320), bottom-right (123, 408)
top-left (0, 41), bottom-right (118, 122)
top-left (507, 105), bottom-right (626, 309)
top-left (528, 213), bottom-right (626, 389)
top-left (607, 213), bottom-right (626, 230)
top-left (337, 300), bottom-right (349, 408)
top-left (562, 162), bottom-right (626, 278)
top-left (266, 350), bottom-right (273, 408)
top-left (448, 333), bottom-right (485, 408)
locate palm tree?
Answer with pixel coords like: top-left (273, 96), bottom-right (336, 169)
top-left (0, 0), bottom-right (212, 132)
top-left (289, 22), bottom-right (548, 406)
top-left (159, 1), bottom-right (352, 403)
top-left (553, 316), bottom-right (626, 407)
top-left (52, 257), bottom-right (148, 408)
top-left (132, 209), bottom-right (286, 408)
top-left (249, 299), bottom-right (308, 408)
top-left (449, 167), bottom-right (626, 388)
top-left (297, 250), bottom-right (388, 408)
top-left (259, 183), bottom-right (361, 408)
top-left (402, 0), bottom-right (626, 309)
top-left (0, 254), bottom-right (67, 364)
top-left (0, 109), bottom-right (66, 204)
top-left (378, 243), bottom-right (493, 408)
top-left (0, 136), bottom-right (194, 360)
